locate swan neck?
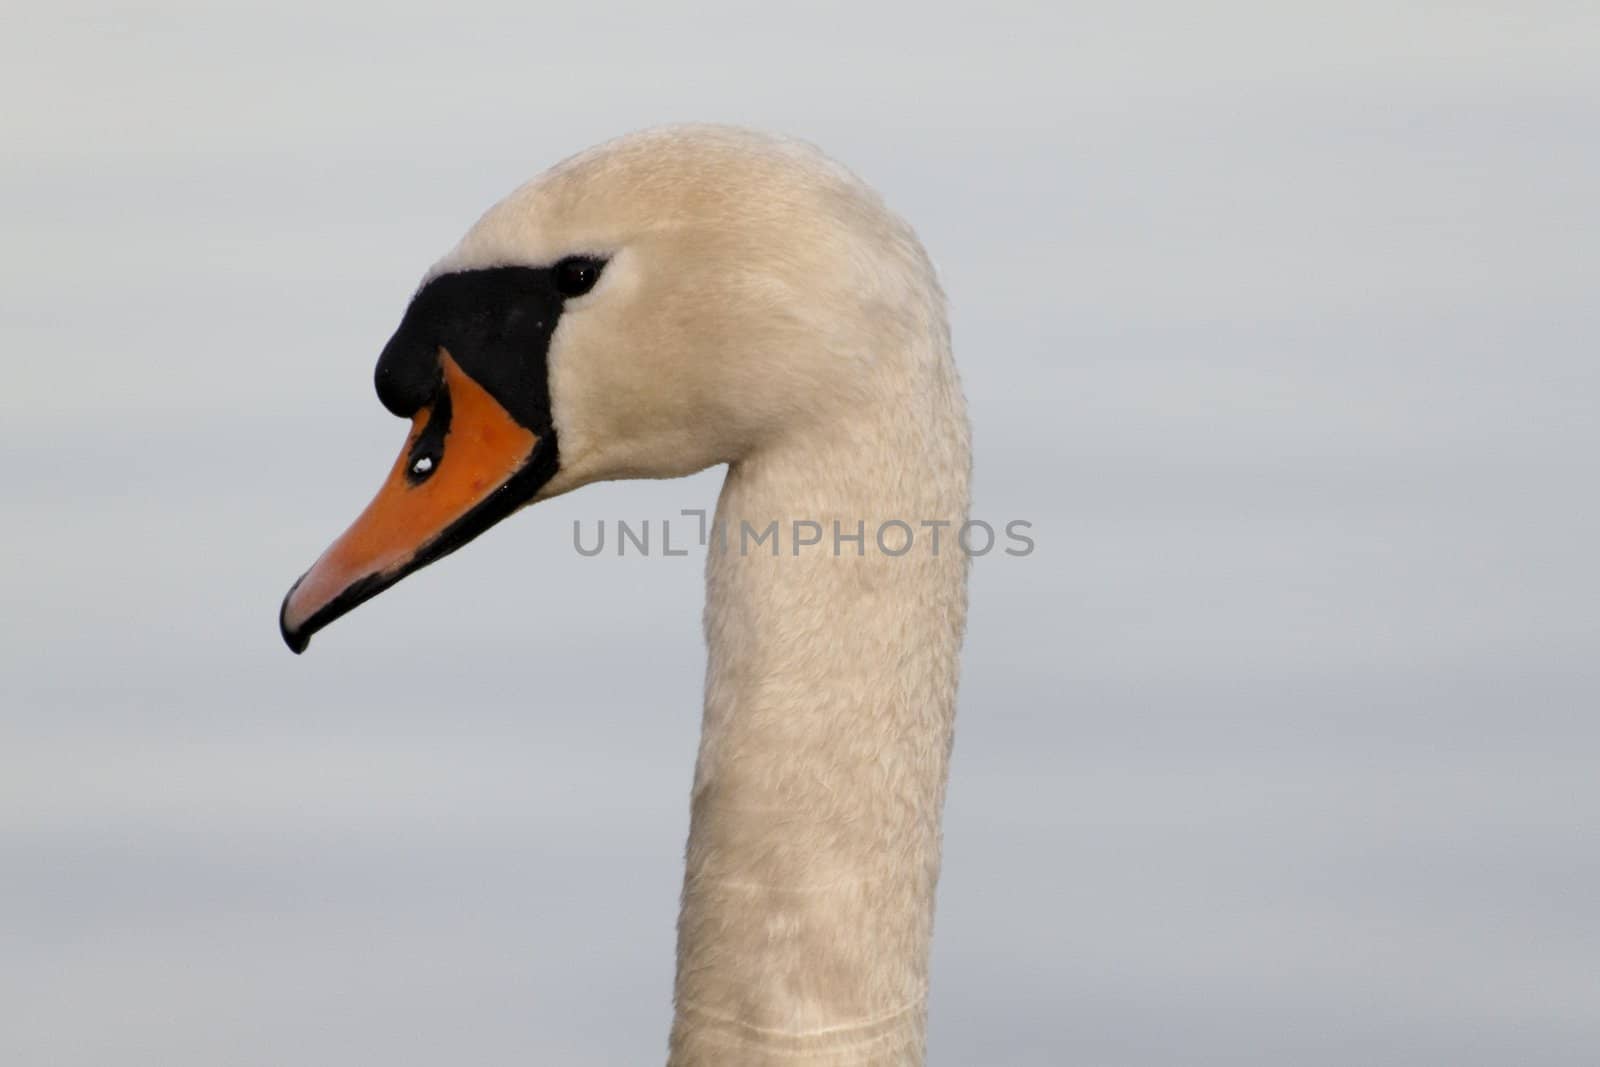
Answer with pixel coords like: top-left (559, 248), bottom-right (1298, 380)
top-left (669, 378), bottom-right (970, 1066)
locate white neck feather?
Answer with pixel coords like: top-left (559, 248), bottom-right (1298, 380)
top-left (669, 317), bottom-right (970, 1066)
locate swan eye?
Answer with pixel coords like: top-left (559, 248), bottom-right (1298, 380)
top-left (553, 256), bottom-right (604, 298)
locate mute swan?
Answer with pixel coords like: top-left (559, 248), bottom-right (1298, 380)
top-left (280, 125), bottom-right (970, 1067)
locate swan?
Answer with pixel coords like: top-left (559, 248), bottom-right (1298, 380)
top-left (279, 125), bottom-right (970, 1066)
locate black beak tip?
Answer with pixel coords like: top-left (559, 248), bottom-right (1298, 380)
top-left (279, 581), bottom-right (310, 655)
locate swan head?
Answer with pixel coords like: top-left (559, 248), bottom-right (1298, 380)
top-left (280, 125), bottom-right (936, 653)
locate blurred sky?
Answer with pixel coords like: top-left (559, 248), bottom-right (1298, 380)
top-left (2, 2), bottom-right (1598, 1064)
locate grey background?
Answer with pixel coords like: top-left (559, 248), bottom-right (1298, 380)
top-left (3, 2), bottom-right (1597, 1064)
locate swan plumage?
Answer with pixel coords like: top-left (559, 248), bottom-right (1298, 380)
top-left (281, 125), bottom-right (969, 1066)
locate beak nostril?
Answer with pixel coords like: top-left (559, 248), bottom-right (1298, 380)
top-left (404, 386), bottom-right (452, 485)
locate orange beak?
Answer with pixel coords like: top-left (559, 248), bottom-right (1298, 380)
top-left (279, 351), bottom-right (552, 652)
